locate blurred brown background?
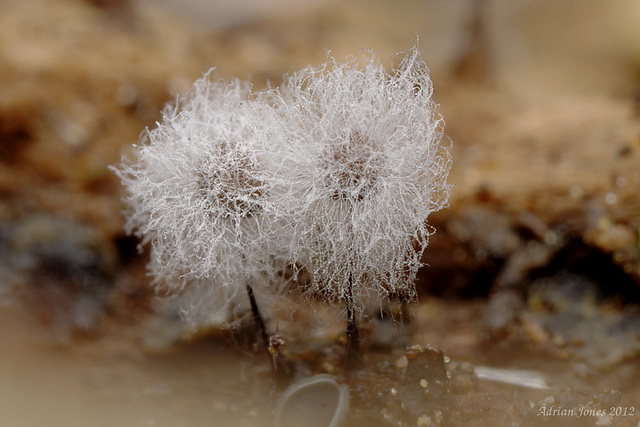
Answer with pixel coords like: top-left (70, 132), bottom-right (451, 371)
top-left (0, 0), bottom-right (639, 426)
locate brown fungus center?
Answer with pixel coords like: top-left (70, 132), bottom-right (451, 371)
top-left (197, 151), bottom-right (265, 219)
top-left (323, 131), bottom-right (385, 203)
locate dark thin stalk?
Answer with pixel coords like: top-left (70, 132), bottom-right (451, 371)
top-left (246, 283), bottom-right (291, 387)
top-left (345, 272), bottom-right (361, 369)
top-left (246, 283), bottom-right (269, 354)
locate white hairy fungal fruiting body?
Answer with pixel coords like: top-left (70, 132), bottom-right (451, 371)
top-left (263, 48), bottom-right (452, 311)
top-left (113, 47), bottom-right (452, 332)
top-left (113, 74), bottom-right (287, 326)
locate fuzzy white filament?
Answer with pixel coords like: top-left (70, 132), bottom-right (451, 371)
top-left (265, 48), bottom-right (452, 311)
top-left (113, 47), bottom-right (452, 329)
top-left (113, 73), bottom-right (285, 326)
